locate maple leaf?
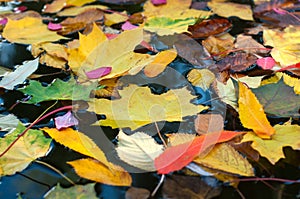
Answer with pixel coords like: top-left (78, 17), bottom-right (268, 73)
top-left (116, 130), bottom-right (163, 171)
top-left (0, 123), bottom-right (51, 176)
top-left (194, 143), bottom-right (254, 176)
top-left (154, 131), bottom-right (244, 174)
top-left (241, 124), bottom-right (300, 164)
top-left (2, 17), bottom-right (66, 45)
top-left (238, 81), bottom-right (275, 139)
top-left (88, 84), bottom-right (208, 130)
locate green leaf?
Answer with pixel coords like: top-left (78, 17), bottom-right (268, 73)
top-left (0, 122), bottom-right (51, 176)
top-left (252, 79), bottom-right (300, 117)
top-left (44, 183), bottom-right (98, 199)
top-left (19, 77), bottom-right (96, 104)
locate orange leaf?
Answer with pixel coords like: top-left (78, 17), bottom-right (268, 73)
top-left (238, 82), bottom-right (275, 139)
top-left (154, 131), bottom-right (244, 174)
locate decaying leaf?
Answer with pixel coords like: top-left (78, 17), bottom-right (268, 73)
top-left (235, 34), bottom-right (270, 54)
top-left (125, 187), bottom-right (150, 199)
top-left (57, 5), bottom-right (108, 17)
top-left (194, 114), bottom-right (224, 135)
top-left (241, 124), bottom-right (300, 164)
top-left (43, 0), bottom-right (97, 13)
top-left (238, 81), bottom-right (275, 139)
top-left (88, 84), bottom-right (208, 130)
top-left (214, 78), bottom-right (238, 110)
top-left (3, 17), bottom-right (66, 44)
top-left (116, 130), bottom-right (163, 171)
top-left (0, 123), bottom-right (51, 176)
top-left (194, 143), bottom-right (254, 176)
top-left (187, 69), bottom-right (215, 90)
top-left (68, 158), bottom-right (132, 186)
top-left (217, 52), bottom-right (257, 72)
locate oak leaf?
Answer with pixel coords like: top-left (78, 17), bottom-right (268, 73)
top-left (241, 124), bottom-right (300, 164)
top-left (88, 84), bottom-right (208, 130)
top-left (238, 81), bottom-right (275, 139)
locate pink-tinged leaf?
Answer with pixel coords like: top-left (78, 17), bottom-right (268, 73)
top-left (257, 57), bottom-right (276, 70)
top-left (151, 0), bottom-right (167, 5)
top-left (55, 111), bottom-right (79, 130)
top-left (48, 22), bottom-right (62, 31)
top-left (154, 131), bottom-right (244, 174)
top-left (0, 18), bottom-right (7, 25)
top-left (85, 67), bottom-right (112, 79)
top-left (141, 40), bottom-right (157, 52)
top-left (105, 33), bottom-right (118, 40)
top-left (272, 8), bottom-right (287, 15)
top-left (277, 62), bottom-right (300, 71)
top-left (121, 21), bottom-right (138, 30)
top-left (14, 6), bottom-right (27, 13)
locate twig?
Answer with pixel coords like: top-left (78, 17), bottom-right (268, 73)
top-left (154, 122), bottom-right (167, 148)
top-left (151, 174), bottom-right (165, 197)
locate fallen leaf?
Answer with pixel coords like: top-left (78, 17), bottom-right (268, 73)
top-left (0, 114), bottom-right (19, 131)
top-left (93, 78), bottom-right (121, 98)
top-left (256, 57), bottom-right (276, 70)
top-left (202, 34), bottom-right (235, 59)
top-left (252, 79), bottom-right (300, 117)
top-left (155, 131), bottom-right (244, 174)
top-left (194, 143), bottom-right (254, 176)
top-left (121, 21), bottom-right (138, 30)
top-left (116, 130), bottom-right (163, 171)
top-left (282, 73), bottom-right (300, 94)
top-left (68, 158), bottom-right (132, 186)
top-left (234, 34), bottom-right (270, 54)
top-left (48, 22), bottom-right (62, 31)
top-left (238, 81), bottom-right (275, 139)
top-left (187, 69), bottom-right (215, 90)
top-left (104, 11), bottom-right (128, 26)
top-left (214, 78), bottom-right (238, 110)
top-left (88, 84), bottom-right (208, 130)
top-left (241, 124), bottom-right (300, 164)
top-left (43, 0), bottom-right (97, 13)
top-left (263, 26), bottom-right (300, 66)
top-left (0, 58), bottom-right (39, 90)
top-left (207, 1), bottom-right (254, 21)
top-left (57, 5), bottom-right (108, 17)
top-left (44, 183), bottom-right (98, 199)
top-left (217, 52), bottom-right (257, 72)
top-left (125, 187), bottom-right (150, 199)
top-left (19, 77), bottom-right (96, 104)
top-left (0, 123), bottom-right (51, 176)
top-left (2, 17), bottom-right (66, 44)
top-left (143, 49), bottom-right (177, 77)
top-left (194, 114), bottom-right (224, 135)
top-left (54, 111), bottom-right (79, 130)
top-left (151, 0), bottom-right (166, 5)
top-left (85, 67), bottom-right (112, 79)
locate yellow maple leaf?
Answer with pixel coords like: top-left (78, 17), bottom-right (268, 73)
top-left (263, 26), bottom-right (300, 66)
top-left (2, 17), bottom-right (66, 45)
top-left (88, 84), bottom-right (208, 130)
top-left (68, 158), bottom-right (132, 186)
top-left (241, 124), bottom-right (300, 164)
top-left (238, 81), bottom-right (275, 139)
top-left (194, 143), bottom-right (254, 176)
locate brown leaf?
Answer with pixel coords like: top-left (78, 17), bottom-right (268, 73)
top-left (217, 52), bottom-right (257, 72)
top-left (235, 34), bottom-right (270, 54)
top-left (194, 114), bottom-right (224, 135)
top-left (125, 187), bottom-right (150, 199)
top-left (93, 78), bottom-right (121, 98)
top-left (188, 18), bottom-right (232, 39)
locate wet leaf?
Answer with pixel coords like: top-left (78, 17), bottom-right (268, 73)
top-left (88, 84), bottom-right (208, 130)
top-left (0, 58), bottom-right (39, 90)
top-left (194, 114), bottom-right (224, 135)
top-left (256, 57), bottom-right (276, 70)
top-left (282, 73), bottom-right (300, 94)
top-left (47, 22), bottom-right (62, 31)
top-left (3, 17), bottom-right (66, 44)
top-left (202, 34), bottom-right (235, 59)
top-left (187, 69), bottom-right (215, 90)
top-left (194, 143), bottom-right (254, 176)
top-left (43, 0), bottom-right (97, 13)
top-left (238, 81), bottom-right (275, 139)
top-left (84, 67), bottom-right (112, 79)
top-left (44, 183), bottom-right (98, 199)
top-left (0, 123), bottom-right (51, 176)
top-left (234, 34), bottom-right (270, 54)
top-left (155, 131), bottom-right (244, 174)
top-left (116, 130), bottom-right (163, 171)
top-left (0, 114), bottom-right (19, 131)
top-left (104, 12), bottom-right (128, 26)
top-left (68, 158), bottom-right (132, 186)
top-left (121, 21), bottom-right (138, 30)
top-left (54, 111), bottom-right (79, 130)
top-left (217, 52), bottom-right (257, 72)
top-left (125, 187), bottom-right (150, 199)
top-left (214, 78), bottom-right (238, 110)
top-left (207, 1), bottom-right (254, 21)
top-left (57, 5), bottom-right (108, 16)
top-left (241, 124), bottom-right (300, 164)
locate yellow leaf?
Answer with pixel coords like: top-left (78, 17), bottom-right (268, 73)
top-left (57, 5), bottom-right (108, 16)
top-left (68, 24), bottom-right (154, 80)
top-left (2, 17), bottom-right (66, 44)
top-left (88, 84), bottom-right (208, 130)
top-left (0, 123), bottom-right (51, 176)
top-left (215, 79), bottom-right (238, 110)
top-left (238, 82), bottom-right (275, 139)
top-left (263, 26), bottom-right (300, 66)
top-left (42, 127), bottom-right (110, 167)
top-left (104, 12), bottom-right (128, 26)
top-left (194, 143), bottom-right (254, 176)
top-left (66, 0), bottom-right (96, 6)
top-left (144, 49), bottom-right (177, 77)
top-left (282, 73), bottom-right (300, 94)
top-left (207, 1), bottom-right (254, 21)
top-left (68, 158), bottom-right (132, 186)
top-left (241, 124), bottom-right (300, 164)
top-left (187, 69), bottom-right (215, 90)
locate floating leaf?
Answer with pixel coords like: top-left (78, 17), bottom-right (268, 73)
top-left (155, 131), bottom-right (244, 174)
top-left (54, 111), bottom-right (79, 130)
top-left (88, 84), bottom-right (208, 130)
top-left (238, 81), bottom-right (275, 139)
top-left (0, 58), bottom-right (39, 90)
top-left (116, 130), bottom-right (163, 171)
top-left (187, 69), bottom-right (215, 90)
top-left (241, 124), bottom-right (300, 164)
top-left (3, 17), bottom-right (66, 44)
top-left (68, 158), bottom-right (132, 186)
top-left (194, 143), bottom-right (254, 176)
top-left (0, 123), bottom-right (51, 176)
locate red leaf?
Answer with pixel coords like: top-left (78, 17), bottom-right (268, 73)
top-left (85, 67), bottom-right (112, 79)
top-left (257, 57), bottom-right (276, 70)
top-left (48, 22), bottom-right (62, 31)
top-left (277, 62), bottom-right (300, 72)
top-left (154, 131), bottom-right (244, 174)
